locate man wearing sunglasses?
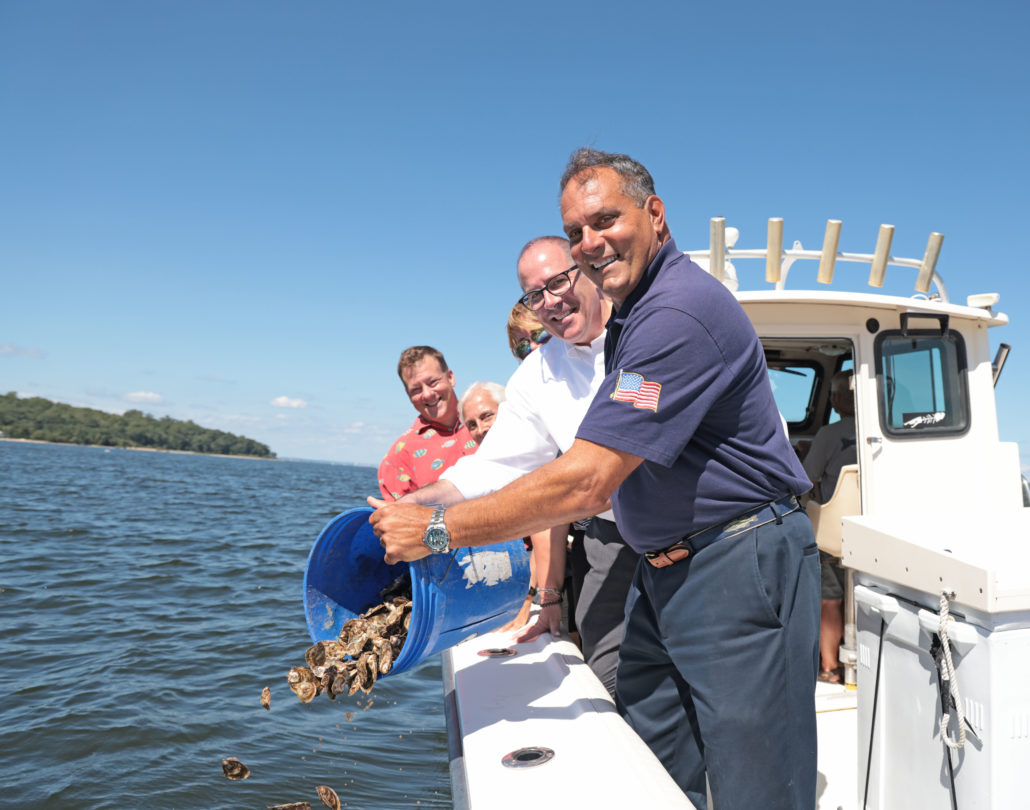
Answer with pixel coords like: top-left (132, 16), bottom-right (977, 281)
top-left (371, 149), bottom-right (818, 810)
top-left (506, 302), bottom-right (550, 361)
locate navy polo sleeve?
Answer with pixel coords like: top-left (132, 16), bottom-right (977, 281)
top-left (577, 303), bottom-right (733, 467)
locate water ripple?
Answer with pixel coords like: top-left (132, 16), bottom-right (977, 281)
top-left (0, 442), bottom-right (450, 809)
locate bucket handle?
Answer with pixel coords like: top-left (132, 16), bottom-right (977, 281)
top-left (427, 549), bottom-right (460, 585)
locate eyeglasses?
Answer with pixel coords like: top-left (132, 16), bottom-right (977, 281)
top-left (519, 266), bottom-right (578, 311)
top-left (514, 328), bottom-right (551, 361)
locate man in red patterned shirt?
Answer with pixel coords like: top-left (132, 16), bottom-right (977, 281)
top-left (378, 345), bottom-right (477, 501)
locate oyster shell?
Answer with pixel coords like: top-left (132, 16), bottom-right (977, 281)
top-left (288, 666), bottom-right (321, 703)
top-left (372, 636), bottom-right (393, 674)
top-left (287, 591), bottom-right (412, 703)
top-left (260, 686), bottom-right (271, 710)
top-left (221, 756), bottom-right (250, 780)
top-left (357, 651), bottom-right (378, 692)
top-left (287, 665), bottom-right (317, 685)
top-left (317, 785), bottom-right (342, 810)
top-left (329, 668), bottom-right (353, 698)
top-left (305, 640), bottom-right (346, 669)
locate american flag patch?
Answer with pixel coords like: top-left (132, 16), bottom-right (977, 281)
top-left (611, 370), bottom-right (661, 411)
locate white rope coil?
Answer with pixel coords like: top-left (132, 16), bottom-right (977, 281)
top-left (937, 591), bottom-right (966, 750)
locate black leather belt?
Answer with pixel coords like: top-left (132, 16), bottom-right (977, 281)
top-left (644, 495), bottom-right (802, 569)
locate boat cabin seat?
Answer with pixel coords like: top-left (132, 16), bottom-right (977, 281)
top-left (805, 464), bottom-right (861, 557)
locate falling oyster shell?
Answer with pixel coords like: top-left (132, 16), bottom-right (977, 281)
top-left (347, 667), bottom-right (364, 696)
top-left (288, 665), bottom-right (321, 703)
top-left (287, 666), bottom-right (318, 686)
top-left (306, 640), bottom-right (346, 669)
top-left (329, 671), bottom-right (351, 698)
top-left (357, 652), bottom-right (378, 692)
top-left (222, 757), bottom-right (250, 780)
top-left (289, 591), bottom-right (412, 703)
top-left (305, 642), bottom-right (327, 669)
top-left (297, 680), bottom-right (319, 703)
top-left (320, 665), bottom-right (338, 693)
top-left (317, 785), bottom-right (341, 810)
top-left (260, 686), bottom-right (271, 710)
top-left (267, 803), bottom-right (311, 810)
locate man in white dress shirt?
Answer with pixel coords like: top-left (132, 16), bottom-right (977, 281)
top-left (386, 235), bottom-right (637, 696)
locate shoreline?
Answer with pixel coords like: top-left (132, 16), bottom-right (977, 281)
top-left (0, 436), bottom-right (279, 462)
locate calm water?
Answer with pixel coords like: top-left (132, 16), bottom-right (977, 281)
top-left (0, 441), bottom-right (450, 809)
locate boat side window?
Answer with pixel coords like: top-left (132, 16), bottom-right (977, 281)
top-left (766, 363), bottom-right (820, 429)
top-left (875, 329), bottom-right (969, 437)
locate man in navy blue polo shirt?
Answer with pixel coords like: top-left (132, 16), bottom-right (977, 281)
top-left (370, 149), bottom-right (818, 810)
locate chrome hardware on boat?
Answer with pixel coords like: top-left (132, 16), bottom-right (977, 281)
top-left (501, 747), bottom-right (555, 768)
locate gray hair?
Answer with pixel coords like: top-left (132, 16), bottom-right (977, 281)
top-left (459, 381), bottom-right (506, 421)
top-left (559, 148), bottom-right (656, 207)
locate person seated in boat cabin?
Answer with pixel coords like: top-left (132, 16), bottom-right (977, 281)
top-left (458, 381), bottom-right (506, 447)
top-left (802, 369), bottom-right (856, 683)
top-left (370, 148), bottom-right (818, 810)
top-left (377, 346), bottom-right (477, 501)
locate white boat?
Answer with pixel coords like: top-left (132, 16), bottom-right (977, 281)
top-left (442, 219), bottom-right (1029, 809)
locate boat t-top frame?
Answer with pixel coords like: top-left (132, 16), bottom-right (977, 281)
top-left (688, 216), bottom-right (950, 302)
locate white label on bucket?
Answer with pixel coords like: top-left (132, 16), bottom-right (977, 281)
top-left (459, 550), bottom-right (513, 588)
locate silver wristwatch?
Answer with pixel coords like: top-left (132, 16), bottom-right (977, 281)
top-left (421, 506), bottom-right (451, 554)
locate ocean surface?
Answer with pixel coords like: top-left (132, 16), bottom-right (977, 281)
top-left (0, 441), bottom-right (451, 809)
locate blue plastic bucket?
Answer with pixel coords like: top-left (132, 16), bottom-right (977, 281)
top-left (303, 507), bottom-right (531, 676)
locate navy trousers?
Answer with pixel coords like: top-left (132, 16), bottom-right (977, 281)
top-left (615, 506), bottom-right (820, 810)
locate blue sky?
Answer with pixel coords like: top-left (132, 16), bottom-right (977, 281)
top-left (2, 1), bottom-right (1028, 468)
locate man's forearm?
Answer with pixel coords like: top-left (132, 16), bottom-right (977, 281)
top-left (533, 525), bottom-right (568, 592)
top-left (369, 439), bottom-right (641, 565)
top-left (444, 439), bottom-right (637, 548)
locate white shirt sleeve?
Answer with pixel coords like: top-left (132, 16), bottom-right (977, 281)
top-left (441, 378), bottom-right (559, 499)
top-left (440, 335), bottom-right (615, 523)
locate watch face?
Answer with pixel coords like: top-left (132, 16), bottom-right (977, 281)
top-left (423, 526), bottom-right (449, 553)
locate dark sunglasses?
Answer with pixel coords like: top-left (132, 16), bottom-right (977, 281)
top-left (514, 328), bottom-right (551, 360)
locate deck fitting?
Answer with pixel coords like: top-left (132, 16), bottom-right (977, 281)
top-left (501, 747), bottom-right (555, 768)
top-left (477, 647), bottom-right (517, 657)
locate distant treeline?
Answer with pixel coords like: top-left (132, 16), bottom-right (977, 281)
top-left (0, 393), bottom-right (275, 458)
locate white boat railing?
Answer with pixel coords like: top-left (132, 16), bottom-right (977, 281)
top-left (688, 217), bottom-right (949, 302)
